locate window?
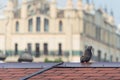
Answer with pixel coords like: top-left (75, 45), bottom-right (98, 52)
top-left (35, 43), bottom-right (40, 57)
top-left (44, 18), bottom-right (49, 32)
top-left (15, 43), bottom-right (18, 55)
top-left (28, 19), bottom-right (33, 32)
top-left (44, 43), bottom-right (48, 55)
top-left (27, 43), bottom-right (32, 54)
top-left (110, 55), bottom-right (113, 62)
top-left (84, 21), bottom-right (86, 33)
top-left (104, 53), bottom-right (107, 62)
top-left (84, 45), bottom-right (88, 50)
top-left (59, 21), bottom-right (63, 32)
top-left (16, 21), bottom-right (19, 32)
top-left (36, 17), bottom-right (41, 32)
top-left (58, 43), bottom-right (62, 56)
top-left (98, 50), bottom-right (101, 62)
top-left (116, 57), bottom-right (119, 62)
top-left (96, 27), bottom-right (101, 40)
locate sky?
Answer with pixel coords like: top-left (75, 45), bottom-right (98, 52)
top-left (56, 0), bottom-right (120, 26)
top-left (0, 0), bottom-right (120, 26)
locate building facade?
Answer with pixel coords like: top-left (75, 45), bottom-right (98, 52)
top-left (0, 0), bottom-right (120, 62)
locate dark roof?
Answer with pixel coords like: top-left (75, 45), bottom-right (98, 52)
top-left (0, 62), bottom-right (120, 80)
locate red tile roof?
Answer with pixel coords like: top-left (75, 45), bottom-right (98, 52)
top-left (29, 68), bottom-right (120, 80)
top-left (0, 62), bottom-right (120, 80)
top-left (0, 68), bottom-right (41, 80)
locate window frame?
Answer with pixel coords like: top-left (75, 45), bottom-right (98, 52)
top-left (59, 21), bottom-right (63, 32)
top-left (16, 21), bottom-right (19, 32)
top-left (36, 17), bottom-right (41, 32)
top-left (28, 19), bottom-right (33, 32)
top-left (44, 18), bottom-right (49, 32)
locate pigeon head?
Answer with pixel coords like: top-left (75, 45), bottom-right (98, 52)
top-left (88, 46), bottom-right (93, 50)
top-left (88, 46), bottom-right (94, 55)
top-left (88, 46), bottom-right (94, 52)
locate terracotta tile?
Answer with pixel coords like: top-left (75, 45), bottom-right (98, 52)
top-left (105, 74), bottom-right (120, 77)
top-left (0, 68), bottom-right (41, 80)
top-left (0, 64), bottom-right (120, 80)
top-left (64, 77), bottom-right (86, 80)
top-left (88, 77), bottom-right (111, 80)
top-left (54, 71), bottom-right (76, 74)
top-left (112, 77), bottom-right (120, 80)
top-left (83, 73), bottom-right (104, 77)
top-left (43, 70), bottom-right (56, 74)
top-left (77, 70), bottom-right (98, 74)
top-left (30, 75), bottom-right (43, 79)
top-left (44, 76), bottom-right (64, 78)
top-left (98, 71), bottom-right (120, 74)
top-left (94, 68), bottom-right (116, 71)
top-left (61, 73), bottom-right (82, 77)
top-left (29, 68), bottom-right (120, 80)
top-left (73, 68), bottom-right (94, 71)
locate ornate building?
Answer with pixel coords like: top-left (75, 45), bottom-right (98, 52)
top-left (0, 0), bottom-right (120, 62)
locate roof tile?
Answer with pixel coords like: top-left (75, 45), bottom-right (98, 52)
top-left (28, 67), bottom-right (120, 80)
top-left (0, 68), bottom-right (41, 80)
top-left (0, 63), bottom-right (120, 80)
top-left (106, 74), bottom-right (120, 77)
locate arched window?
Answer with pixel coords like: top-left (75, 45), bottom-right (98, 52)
top-left (110, 55), bottom-right (113, 62)
top-left (104, 53), bottom-right (107, 62)
top-left (59, 21), bottom-right (63, 32)
top-left (44, 18), bottom-right (49, 32)
top-left (16, 21), bottom-right (19, 32)
top-left (15, 43), bottom-right (18, 55)
top-left (116, 57), bottom-right (119, 62)
top-left (36, 17), bottom-right (41, 32)
top-left (58, 43), bottom-right (62, 56)
top-left (98, 50), bottom-right (101, 62)
top-left (84, 21), bottom-right (86, 33)
top-left (28, 19), bottom-right (33, 32)
top-left (44, 43), bottom-right (48, 55)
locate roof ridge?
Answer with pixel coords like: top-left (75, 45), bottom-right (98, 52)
top-left (20, 62), bottom-right (64, 80)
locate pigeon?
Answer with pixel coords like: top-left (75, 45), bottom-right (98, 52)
top-left (80, 46), bottom-right (94, 63)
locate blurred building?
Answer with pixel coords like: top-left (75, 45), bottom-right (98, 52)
top-left (0, 0), bottom-right (120, 62)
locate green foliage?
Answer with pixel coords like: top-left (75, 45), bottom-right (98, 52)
top-left (44, 58), bottom-right (63, 63)
top-left (54, 58), bottom-right (63, 62)
top-left (44, 58), bottom-right (53, 63)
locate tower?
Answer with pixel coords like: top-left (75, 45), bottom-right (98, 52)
top-left (50, 0), bottom-right (57, 18)
top-left (21, 0), bottom-right (28, 19)
top-left (66, 0), bottom-right (73, 9)
top-left (65, 0), bottom-right (74, 61)
top-left (4, 0), bottom-right (16, 54)
top-left (77, 0), bottom-right (84, 53)
top-left (50, 0), bottom-right (57, 33)
top-left (65, 0), bottom-right (74, 18)
top-left (13, 0), bottom-right (18, 8)
top-left (84, 0), bottom-right (95, 12)
top-left (90, 0), bottom-right (95, 10)
top-left (5, 0), bottom-right (14, 19)
top-left (20, 0), bottom-right (28, 33)
top-left (77, 0), bottom-right (82, 10)
top-left (77, 0), bottom-right (83, 17)
top-left (84, 0), bottom-right (91, 11)
top-left (7, 0), bottom-right (14, 10)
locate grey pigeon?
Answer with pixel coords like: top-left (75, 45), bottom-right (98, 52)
top-left (80, 46), bottom-right (94, 63)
